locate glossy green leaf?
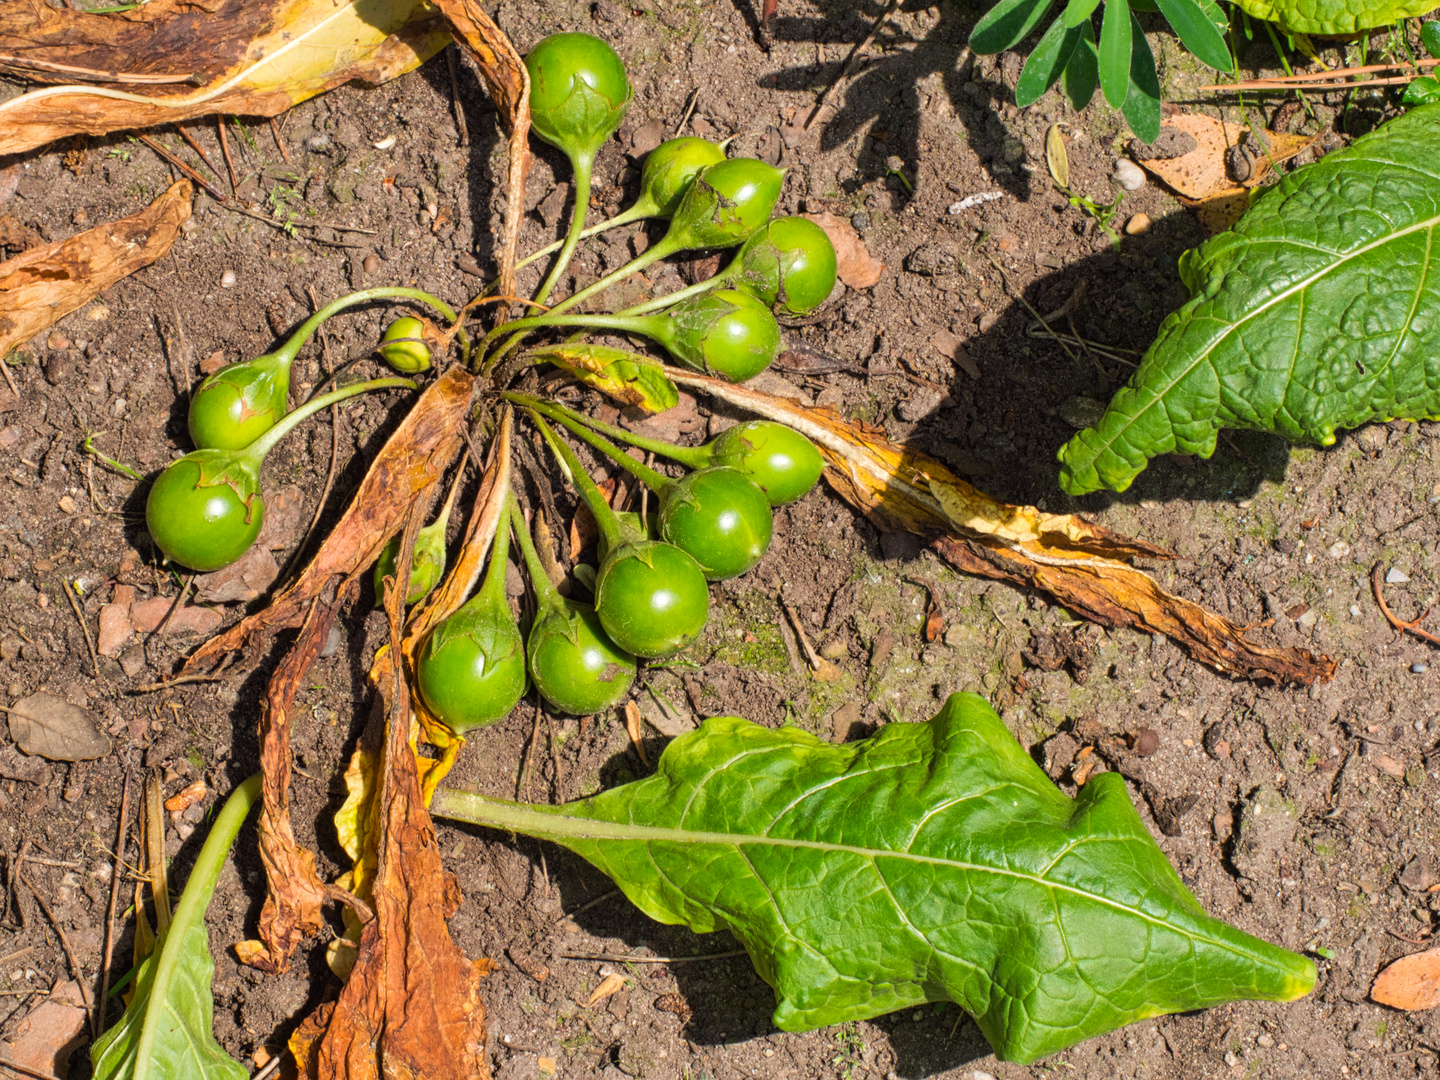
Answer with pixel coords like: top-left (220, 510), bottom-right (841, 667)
top-left (1228, 0), bottom-right (1433, 35)
top-left (970, 0), bottom-right (1057, 54)
top-left (1154, 0), bottom-right (1232, 70)
top-left (92, 776), bottom-right (259, 1080)
top-left (434, 694), bottom-right (1315, 1065)
top-left (1063, 20), bottom-right (1100, 108)
top-left (1017, 16), bottom-right (1085, 106)
top-left (1098, 0), bottom-right (1132, 108)
top-left (1064, 0), bottom-right (1103, 27)
top-left (1120, 11), bottom-right (1161, 142)
top-left (1404, 75), bottom-right (1440, 107)
top-left (1059, 105), bottom-right (1440, 495)
top-left (1423, 20), bottom-right (1440, 59)
top-left (528, 342), bottom-right (679, 414)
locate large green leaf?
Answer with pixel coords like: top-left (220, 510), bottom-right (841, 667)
top-left (1098, 0), bottom-right (1132, 108)
top-left (1059, 104), bottom-right (1440, 495)
top-left (1017, 15), bottom-right (1085, 106)
top-left (434, 694), bottom-right (1314, 1065)
top-left (1119, 10), bottom-right (1161, 143)
top-left (91, 776), bottom-right (260, 1080)
top-left (970, 0), bottom-right (1058, 54)
top-left (1228, 0), bottom-right (1434, 35)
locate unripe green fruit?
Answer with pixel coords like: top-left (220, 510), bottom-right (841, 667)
top-left (417, 605), bottom-right (527, 733)
top-left (669, 158), bottom-right (786, 249)
top-left (666, 289), bottom-right (780, 382)
top-left (637, 137), bottom-right (727, 217)
top-left (733, 216), bottom-right (838, 315)
top-left (710, 421), bottom-right (824, 505)
top-left (188, 359), bottom-right (288, 452)
top-left (377, 317), bottom-right (432, 374)
top-left (373, 529), bottom-right (445, 607)
top-left (525, 32), bottom-right (632, 159)
top-left (659, 467), bottom-right (773, 580)
top-left (146, 454), bottom-right (265, 572)
top-left (528, 602), bottom-right (636, 714)
top-left (595, 541), bottom-right (710, 658)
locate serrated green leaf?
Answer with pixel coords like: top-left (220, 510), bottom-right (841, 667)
top-left (1228, 0), bottom-right (1433, 35)
top-left (434, 693), bottom-right (1315, 1065)
top-left (1058, 105), bottom-right (1440, 495)
top-left (91, 776), bottom-right (259, 1080)
top-left (970, 0), bottom-right (1058, 54)
top-left (1063, 20), bottom-right (1100, 108)
top-left (1017, 16), bottom-right (1086, 105)
top-left (1120, 10), bottom-right (1161, 142)
top-left (530, 342), bottom-right (679, 414)
top-left (1098, 0), bottom-right (1132, 108)
top-left (1154, 0), bottom-right (1232, 70)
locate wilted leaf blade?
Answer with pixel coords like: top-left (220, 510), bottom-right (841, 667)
top-left (531, 342), bottom-right (679, 413)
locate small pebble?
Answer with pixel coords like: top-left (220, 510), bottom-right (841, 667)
top-left (362, 253), bottom-right (380, 275)
top-left (1327, 540), bottom-right (1351, 560)
top-left (219, 269), bottom-right (237, 288)
top-left (1256, 1034), bottom-right (1274, 1048)
top-left (1412, 663), bottom-right (1428, 674)
top-left (851, 211), bottom-right (869, 233)
top-left (1350, 604), bottom-right (1362, 617)
top-left (1112, 159), bottom-right (1145, 191)
top-left (1124, 212), bottom-right (1151, 235)
top-left (1386, 567), bottom-right (1410, 584)
top-left (304, 134), bottom-right (331, 153)
top-left (7, 681), bottom-right (23, 698)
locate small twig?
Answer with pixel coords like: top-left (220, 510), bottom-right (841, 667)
top-left (130, 669), bottom-right (229, 693)
top-left (780, 595), bottom-right (824, 671)
top-left (673, 87), bottom-right (701, 138)
top-left (519, 698), bottom-right (544, 801)
top-left (1202, 56), bottom-right (1438, 91)
top-left (62, 580), bottom-right (101, 684)
top-left (559, 950), bottom-right (747, 964)
top-left (0, 353), bottom-right (18, 397)
top-left (83, 432), bottom-right (143, 481)
top-left (172, 124), bottom-right (222, 182)
top-left (804, 0), bottom-right (902, 131)
top-left (96, 765), bottom-right (132, 1039)
top-left (445, 45), bottom-right (470, 147)
top-left (0, 54), bottom-right (198, 84)
top-left (136, 132), bottom-right (228, 204)
top-left (0, 946), bottom-right (34, 967)
top-left (1372, 562), bottom-right (1440, 646)
top-left (984, 252), bottom-right (1079, 364)
top-left (268, 117), bottom-right (292, 166)
top-left (557, 888), bottom-right (620, 922)
top-left (20, 857), bottom-right (82, 870)
top-left (17, 871), bottom-right (95, 1035)
top-left (1386, 927), bottom-right (1432, 946)
top-left (217, 116), bottom-right (238, 197)
top-left (252, 1052), bottom-right (287, 1080)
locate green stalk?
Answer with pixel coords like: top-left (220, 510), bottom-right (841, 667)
top-left (477, 489), bottom-right (514, 608)
top-left (525, 410), bottom-right (632, 556)
top-left (239, 376), bottom-right (416, 467)
top-left (508, 495), bottom-right (566, 618)
top-left (503, 392), bottom-right (710, 470)
top-left (478, 309), bottom-right (666, 359)
top-left (534, 151), bottom-right (596, 308)
top-left (280, 286), bottom-right (466, 366)
top-left (516, 202), bottom-right (651, 273)
top-left (613, 265), bottom-right (734, 317)
top-left (130, 773), bottom-right (261, 1076)
top-left (516, 397), bottom-right (674, 495)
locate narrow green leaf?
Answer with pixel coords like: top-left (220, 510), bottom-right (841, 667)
top-left (1422, 21), bottom-right (1440, 60)
top-left (1098, 0), bottom-right (1132, 108)
top-left (970, 0), bottom-right (1058, 54)
top-left (1017, 17), bottom-right (1085, 105)
top-left (91, 776), bottom-right (260, 1080)
top-left (1063, 20), bottom-right (1100, 108)
top-left (1153, 0), bottom-right (1232, 70)
top-left (1120, 11), bottom-right (1161, 142)
top-left (1058, 105), bottom-right (1440, 495)
top-left (1064, 0), bottom-right (1103, 27)
top-left (435, 694), bottom-right (1316, 1065)
top-left (528, 342), bottom-right (679, 414)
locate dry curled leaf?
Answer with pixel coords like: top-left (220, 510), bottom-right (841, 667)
top-left (181, 367), bottom-right (474, 677)
top-left (584, 973), bottom-right (628, 1007)
top-left (664, 368), bottom-right (1334, 687)
top-left (5, 691), bottom-right (110, 761)
top-left (1371, 949), bottom-right (1440, 1011)
top-left (625, 701), bottom-right (649, 767)
top-left (0, 179), bottom-right (189, 359)
top-left (0, 0), bottom-right (449, 155)
top-left (802, 211), bottom-right (884, 289)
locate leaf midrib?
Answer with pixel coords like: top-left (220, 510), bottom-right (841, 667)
top-left (1088, 204), bottom-right (1440, 462)
top-left (448, 794), bottom-right (1264, 963)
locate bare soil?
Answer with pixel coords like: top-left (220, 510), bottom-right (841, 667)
top-left (2, 2), bottom-right (1439, 1079)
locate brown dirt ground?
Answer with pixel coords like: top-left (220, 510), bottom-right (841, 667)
top-left (2, 2), bottom-right (1440, 1078)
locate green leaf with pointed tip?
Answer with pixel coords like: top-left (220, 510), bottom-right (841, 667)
top-left (1017, 15), bottom-right (1085, 106)
top-left (91, 776), bottom-right (259, 1080)
top-left (1064, 0), bottom-right (1103, 27)
top-left (1153, 0), bottom-right (1232, 70)
top-left (434, 694), bottom-right (1314, 1065)
top-left (970, 0), bottom-right (1057, 54)
top-left (1228, 0), bottom-right (1433, 35)
top-left (1120, 10), bottom-right (1161, 142)
top-left (530, 342), bottom-right (679, 414)
top-left (1063, 20), bottom-right (1100, 109)
top-left (1098, 0), bottom-right (1132, 108)
top-left (1058, 105), bottom-right (1440, 495)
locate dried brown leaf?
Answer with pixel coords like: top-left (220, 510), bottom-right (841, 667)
top-left (1371, 949), bottom-right (1440, 1011)
top-left (802, 211), bottom-right (884, 289)
top-left (0, 0), bottom-right (449, 155)
top-left (431, 0), bottom-right (530, 302)
top-left (4, 691), bottom-right (110, 761)
top-left (584, 973), bottom-right (628, 1007)
top-left (0, 179), bottom-right (189, 359)
top-left (625, 701), bottom-right (649, 766)
top-left (180, 367), bottom-right (474, 677)
top-left (664, 368), bottom-right (1335, 687)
